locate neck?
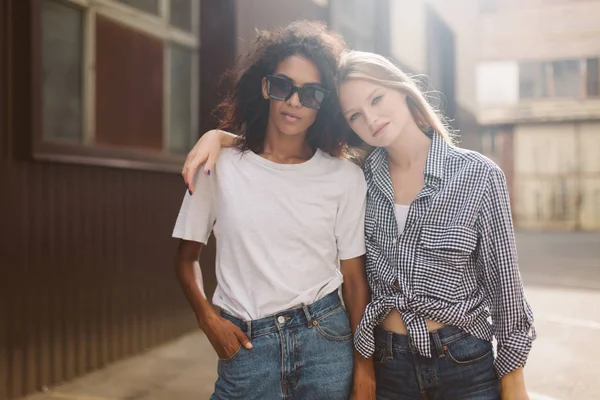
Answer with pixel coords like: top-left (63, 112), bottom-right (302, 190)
top-left (261, 118), bottom-right (313, 163)
top-left (386, 119), bottom-right (431, 170)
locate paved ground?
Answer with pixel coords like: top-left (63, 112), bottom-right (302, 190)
top-left (22, 232), bottom-right (600, 400)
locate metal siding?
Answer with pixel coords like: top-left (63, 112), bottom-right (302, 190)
top-left (1, 162), bottom-right (206, 400)
top-left (0, 0), bottom-right (8, 395)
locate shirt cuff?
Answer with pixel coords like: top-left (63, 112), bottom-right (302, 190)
top-left (494, 329), bottom-right (535, 378)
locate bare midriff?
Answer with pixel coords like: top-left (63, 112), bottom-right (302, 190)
top-left (380, 310), bottom-right (446, 334)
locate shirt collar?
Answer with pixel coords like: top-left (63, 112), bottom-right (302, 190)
top-left (423, 131), bottom-right (449, 187)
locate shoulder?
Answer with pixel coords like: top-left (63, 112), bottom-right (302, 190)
top-left (317, 151), bottom-right (365, 181)
top-left (319, 153), bottom-right (367, 201)
top-left (214, 147), bottom-right (252, 170)
top-left (219, 147), bottom-right (244, 162)
top-left (447, 146), bottom-right (503, 177)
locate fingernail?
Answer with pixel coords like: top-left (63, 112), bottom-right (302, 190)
top-left (206, 169), bottom-right (211, 176)
top-left (188, 189), bottom-right (192, 196)
top-left (185, 183), bottom-right (189, 189)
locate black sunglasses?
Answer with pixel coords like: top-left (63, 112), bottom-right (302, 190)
top-left (266, 75), bottom-right (329, 110)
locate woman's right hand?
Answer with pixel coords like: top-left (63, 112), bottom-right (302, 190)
top-left (201, 314), bottom-right (253, 360)
top-left (181, 129), bottom-right (228, 194)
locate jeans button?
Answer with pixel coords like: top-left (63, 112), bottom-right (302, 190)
top-left (277, 316), bottom-right (285, 324)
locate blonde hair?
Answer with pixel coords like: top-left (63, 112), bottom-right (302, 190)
top-left (337, 50), bottom-right (456, 160)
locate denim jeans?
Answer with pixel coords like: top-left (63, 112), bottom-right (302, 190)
top-left (210, 291), bottom-right (354, 400)
top-left (374, 325), bottom-right (501, 400)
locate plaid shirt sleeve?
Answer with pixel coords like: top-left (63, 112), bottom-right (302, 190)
top-left (477, 166), bottom-right (536, 378)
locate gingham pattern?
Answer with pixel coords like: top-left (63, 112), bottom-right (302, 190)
top-left (354, 133), bottom-right (536, 378)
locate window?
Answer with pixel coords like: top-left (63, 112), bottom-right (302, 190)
top-left (519, 62), bottom-right (549, 99)
top-left (37, 0), bottom-right (200, 170)
top-left (552, 60), bottom-right (581, 98)
top-left (41, 0), bottom-right (84, 143)
top-left (518, 58), bottom-right (599, 100)
top-left (476, 61), bottom-right (519, 105)
top-left (587, 58), bottom-right (599, 97)
top-left (118, 0), bottom-right (159, 15)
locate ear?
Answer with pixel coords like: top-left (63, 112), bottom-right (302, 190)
top-left (261, 77), bottom-right (269, 100)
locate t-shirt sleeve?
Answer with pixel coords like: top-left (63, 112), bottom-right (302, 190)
top-left (335, 164), bottom-right (367, 260)
top-left (172, 169), bottom-right (216, 244)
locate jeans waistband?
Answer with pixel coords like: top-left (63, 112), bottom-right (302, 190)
top-left (375, 325), bottom-right (471, 355)
top-left (221, 291), bottom-right (343, 339)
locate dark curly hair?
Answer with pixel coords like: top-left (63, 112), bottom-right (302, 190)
top-left (214, 21), bottom-right (347, 156)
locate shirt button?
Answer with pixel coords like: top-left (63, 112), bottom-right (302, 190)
top-left (392, 239), bottom-right (397, 245)
top-left (277, 316), bottom-right (285, 324)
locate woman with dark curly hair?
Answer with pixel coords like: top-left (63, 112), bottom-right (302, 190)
top-left (172, 21), bottom-right (375, 400)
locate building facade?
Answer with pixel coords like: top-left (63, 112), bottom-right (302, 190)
top-left (476, 0), bottom-right (600, 230)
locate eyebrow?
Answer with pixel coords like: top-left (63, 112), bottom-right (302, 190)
top-left (343, 88), bottom-right (381, 116)
top-left (274, 73), bottom-right (322, 87)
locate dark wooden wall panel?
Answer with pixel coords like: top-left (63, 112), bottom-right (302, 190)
top-left (0, 1), bottom-right (215, 398)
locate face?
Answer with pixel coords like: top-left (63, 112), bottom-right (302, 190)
top-left (339, 78), bottom-right (412, 148)
top-left (262, 55), bottom-right (325, 137)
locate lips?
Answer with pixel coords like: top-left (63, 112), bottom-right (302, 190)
top-left (281, 110), bottom-right (301, 122)
top-left (373, 122), bottom-right (389, 137)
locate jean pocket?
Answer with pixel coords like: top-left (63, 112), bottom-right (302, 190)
top-left (218, 344), bottom-right (243, 363)
top-left (444, 334), bottom-right (493, 365)
top-left (314, 305), bottom-right (353, 342)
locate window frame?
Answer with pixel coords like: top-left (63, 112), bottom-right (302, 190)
top-left (31, 0), bottom-right (200, 172)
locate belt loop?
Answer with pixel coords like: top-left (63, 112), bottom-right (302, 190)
top-left (246, 320), bottom-right (252, 339)
top-left (431, 331), bottom-right (445, 358)
top-left (302, 304), bottom-right (312, 327)
top-left (386, 330), bottom-right (394, 360)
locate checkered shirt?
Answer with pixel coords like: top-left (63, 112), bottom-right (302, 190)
top-left (353, 133), bottom-right (536, 378)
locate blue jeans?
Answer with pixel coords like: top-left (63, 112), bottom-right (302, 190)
top-left (211, 291), bottom-right (354, 400)
top-left (374, 326), bottom-right (501, 400)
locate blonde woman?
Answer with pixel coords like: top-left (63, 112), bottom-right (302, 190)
top-left (183, 50), bottom-right (535, 400)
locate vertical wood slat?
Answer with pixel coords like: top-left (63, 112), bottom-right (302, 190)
top-left (0, 0), bottom-right (9, 397)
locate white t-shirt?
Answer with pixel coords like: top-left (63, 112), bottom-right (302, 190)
top-left (172, 148), bottom-right (367, 321)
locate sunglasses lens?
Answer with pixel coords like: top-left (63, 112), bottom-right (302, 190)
top-left (268, 77), bottom-right (292, 99)
top-left (300, 87), bottom-right (327, 109)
